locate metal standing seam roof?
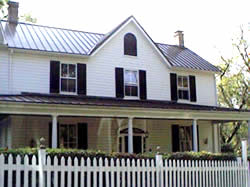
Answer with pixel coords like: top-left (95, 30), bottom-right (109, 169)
top-left (0, 94), bottom-right (248, 112)
top-left (0, 19), bottom-right (220, 72)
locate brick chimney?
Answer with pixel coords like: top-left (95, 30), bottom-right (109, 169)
top-left (175, 30), bottom-right (184, 47)
top-left (8, 1), bottom-right (19, 24)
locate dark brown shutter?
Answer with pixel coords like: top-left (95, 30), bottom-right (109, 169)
top-left (78, 123), bottom-right (88, 150)
top-left (139, 70), bottom-right (147, 100)
top-left (77, 63), bottom-right (87, 95)
top-left (50, 61), bottom-right (60, 93)
top-left (172, 125), bottom-right (180, 152)
top-left (170, 73), bottom-right (178, 101)
top-left (189, 75), bottom-right (197, 102)
top-left (49, 122), bottom-right (52, 148)
top-left (115, 68), bottom-right (124, 98)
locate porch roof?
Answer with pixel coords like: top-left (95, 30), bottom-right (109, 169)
top-left (0, 93), bottom-right (248, 113)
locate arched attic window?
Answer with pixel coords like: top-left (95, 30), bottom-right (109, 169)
top-left (124, 33), bottom-right (137, 56)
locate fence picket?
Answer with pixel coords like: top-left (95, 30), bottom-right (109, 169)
top-left (16, 155), bottom-right (21, 187)
top-left (127, 159), bottom-right (131, 187)
top-left (74, 157), bottom-right (79, 187)
top-left (54, 156), bottom-right (59, 187)
top-left (61, 157), bottom-right (66, 187)
top-left (99, 158), bottom-right (103, 187)
top-left (80, 157), bottom-right (84, 187)
top-left (110, 158), bottom-right (114, 187)
top-left (47, 156), bottom-right (52, 187)
top-left (146, 159), bottom-right (150, 187)
top-left (116, 159), bottom-right (120, 187)
top-left (93, 158), bottom-right (97, 187)
top-left (8, 155), bottom-right (13, 187)
top-left (87, 157), bottom-right (91, 187)
top-left (121, 159), bottom-right (125, 187)
top-left (0, 155), bottom-right (4, 187)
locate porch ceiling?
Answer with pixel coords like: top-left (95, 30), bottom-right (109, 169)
top-left (0, 94), bottom-right (249, 120)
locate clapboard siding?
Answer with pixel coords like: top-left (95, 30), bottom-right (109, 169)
top-left (0, 50), bottom-right (9, 94)
top-left (0, 22), bottom-right (217, 106)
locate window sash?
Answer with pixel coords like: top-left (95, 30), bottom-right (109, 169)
top-left (60, 64), bottom-right (77, 93)
top-left (177, 75), bottom-right (189, 100)
top-left (124, 70), bottom-right (138, 97)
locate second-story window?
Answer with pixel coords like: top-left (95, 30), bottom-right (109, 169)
top-left (124, 33), bottom-right (137, 56)
top-left (178, 75), bottom-right (189, 100)
top-left (61, 63), bottom-right (76, 93)
top-left (124, 70), bottom-right (138, 97)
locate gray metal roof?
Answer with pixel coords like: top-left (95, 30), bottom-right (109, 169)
top-left (0, 20), bottom-right (219, 72)
top-left (0, 20), bottom-right (104, 55)
top-left (157, 43), bottom-right (220, 72)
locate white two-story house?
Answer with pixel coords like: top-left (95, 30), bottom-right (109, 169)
top-left (0, 2), bottom-right (249, 153)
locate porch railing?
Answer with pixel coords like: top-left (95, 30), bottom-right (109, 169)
top-left (0, 151), bottom-right (249, 187)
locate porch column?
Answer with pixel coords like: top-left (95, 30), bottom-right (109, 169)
top-left (52, 115), bottom-right (58, 148)
top-left (192, 119), bottom-right (198, 152)
top-left (128, 117), bottom-right (133, 154)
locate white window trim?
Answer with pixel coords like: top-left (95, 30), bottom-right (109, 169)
top-left (177, 75), bottom-right (189, 100)
top-left (124, 69), bottom-right (139, 99)
top-left (60, 63), bottom-right (77, 95)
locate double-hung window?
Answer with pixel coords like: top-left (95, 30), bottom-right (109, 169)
top-left (177, 76), bottom-right (189, 100)
top-left (59, 124), bottom-right (78, 149)
top-left (61, 64), bottom-right (76, 93)
top-left (124, 70), bottom-right (138, 97)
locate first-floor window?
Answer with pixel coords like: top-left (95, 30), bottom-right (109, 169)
top-left (124, 70), bottom-right (138, 97)
top-left (178, 75), bottom-right (189, 100)
top-left (59, 124), bottom-right (78, 148)
top-left (61, 63), bottom-right (76, 93)
top-left (118, 128), bottom-right (146, 154)
top-left (179, 126), bottom-right (192, 151)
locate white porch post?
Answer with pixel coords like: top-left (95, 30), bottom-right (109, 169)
top-left (128, 117), bottom-right (133, 154)
top-left (192, 119), bottom-right (198, 152)
top-left (52, 115), bottom-right (58, 148)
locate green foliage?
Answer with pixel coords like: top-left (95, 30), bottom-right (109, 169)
top-left (0, 148), bottom-right (237, 161)
top-left (217, 26), bottom-right (249, 152)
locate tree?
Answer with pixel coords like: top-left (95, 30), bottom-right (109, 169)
top-left (217, 26), bottom-right (249, 153)
top-left (0, 0), bottom-right (37, 23)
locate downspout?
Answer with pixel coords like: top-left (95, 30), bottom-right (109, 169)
top-left (8, 49), bottom-right (14, 94)
top-left (213, 74), bottom-right (218, 106)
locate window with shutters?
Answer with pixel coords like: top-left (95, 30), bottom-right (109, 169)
top-left (60, 63), bottom-right (77, 94)
top-left (177, 75), bottom-right (189, 100)
top-left (179, 126), bottom-right (193, 151)
top-left (124, 33), bottom-right (137, 56)
top-left (59, 124), bottom-right (78, 149)
top-left (124, 70), bottom-right (138, 97)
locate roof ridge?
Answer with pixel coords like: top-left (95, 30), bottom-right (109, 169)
top-left (0, 19), bottom-right (105, 36)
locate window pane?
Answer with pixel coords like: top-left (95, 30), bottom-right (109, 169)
top-left (69, 64), bottom-right (76, 78)
top-left (125, 70), bottom-right (137, 84)
top-left (61, 64), bottom-right (68, 77)
top-left (178, 76), bottom-right (182, 87)
top-left (182, 90), bottom-right (189, 100)
top-left (68, 79), bottom-right (76, 92)
top-left (61, 78), bottom-right (68, 92)
top-left (125, 85), bottom-right (138, 96)
top-left (183, 77), bottom-right (188, 87)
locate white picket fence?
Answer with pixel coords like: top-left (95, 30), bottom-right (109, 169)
top-left (0, 151), bottom-right (249, 187)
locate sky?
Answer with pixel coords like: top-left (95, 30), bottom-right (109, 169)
top-left (17, 0), bottom-right (249, 65)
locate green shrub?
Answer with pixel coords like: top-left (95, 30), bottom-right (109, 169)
top-left (0, 148), bottom-right (237, 161)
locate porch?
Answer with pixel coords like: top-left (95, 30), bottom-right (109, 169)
top-left (0, 94), bottom-right (249, 154)
top-left (0, 115), bottom-right (218, 153)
